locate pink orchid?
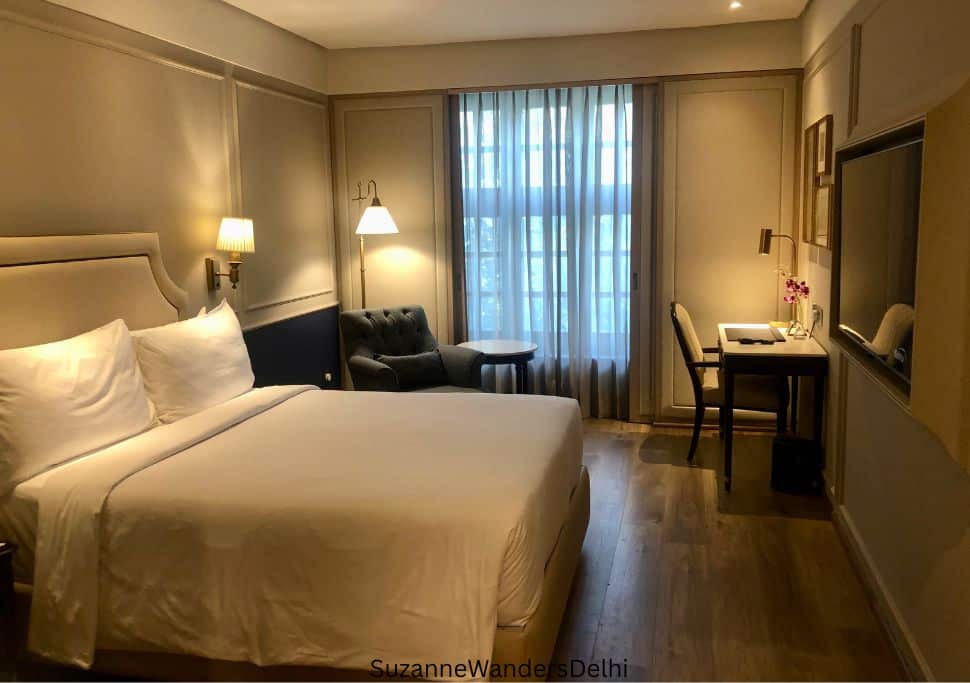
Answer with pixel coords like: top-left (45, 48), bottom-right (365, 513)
top-left (780, 275), bottom-right (810, 306)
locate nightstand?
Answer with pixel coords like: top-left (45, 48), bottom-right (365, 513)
top-left (0, 541), bottom-right (16, 674)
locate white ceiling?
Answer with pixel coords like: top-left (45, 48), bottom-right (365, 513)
top-left (222, 0), bottom-right (810, 50)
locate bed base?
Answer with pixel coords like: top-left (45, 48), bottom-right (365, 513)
top-left (15, 467), bottom-right (589, 681)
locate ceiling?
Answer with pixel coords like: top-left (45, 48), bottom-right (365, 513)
top-left (222, 0), bottom-right (810, 50)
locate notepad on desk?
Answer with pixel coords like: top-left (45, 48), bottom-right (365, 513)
top-left (724, 326), bottom-right (786, 343)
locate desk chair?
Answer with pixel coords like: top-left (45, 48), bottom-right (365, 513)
top-left (671, 302), bottom-right (789, 462)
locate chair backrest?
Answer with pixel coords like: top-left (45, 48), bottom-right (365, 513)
top-left (340, 305), bottom-right (439, 360)
top-left (869, 303), bottom-right (915, 360)
top-left (670, 302), bottom-right (707, 395)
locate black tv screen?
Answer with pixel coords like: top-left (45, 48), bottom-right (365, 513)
top-left (834, 123), bottom-right (923, 388)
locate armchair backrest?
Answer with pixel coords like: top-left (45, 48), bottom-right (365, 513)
top-left (340, 305), bottom-right (438, 360)
top-left (670, 302), bottom-right (707, 394)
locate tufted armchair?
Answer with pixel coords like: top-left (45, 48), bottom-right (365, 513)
top-left (339, 305), bottom-right (485, 392)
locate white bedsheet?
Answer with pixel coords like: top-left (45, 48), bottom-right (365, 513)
top-left (20, 386), bottom-right (583, 674)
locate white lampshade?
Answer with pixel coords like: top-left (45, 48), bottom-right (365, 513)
top-left (355, 205), bottom-right (399, 235)
top-left (216, 217), bottom-right (255, 254)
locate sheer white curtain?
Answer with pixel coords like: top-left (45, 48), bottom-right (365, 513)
top-left (458, 85), bottom-right (633, 417)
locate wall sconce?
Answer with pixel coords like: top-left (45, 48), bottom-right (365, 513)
top-left (352, 180), bottom-right (398, 308)
top-left (206, 217), bottom-right (255, 290)
top-left (757, 227), bottom-right (795, 262)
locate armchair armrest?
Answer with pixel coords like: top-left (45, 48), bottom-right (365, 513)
top-left (438, 344), bottom-right (485, 388)
top-left (348, 356), bottom-right (399, 391)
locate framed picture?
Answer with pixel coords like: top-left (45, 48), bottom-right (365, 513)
top-left (802, 127), bottom-right (817, 243)
top-left (815, 114), bottom-right (833, 176)
top-left (813, 184), bottom-right (832, 248)
top-left (803, 115), bottom-right (835, 249)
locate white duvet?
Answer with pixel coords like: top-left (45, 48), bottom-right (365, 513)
top-left (25, 386), bottom-right (583, 673)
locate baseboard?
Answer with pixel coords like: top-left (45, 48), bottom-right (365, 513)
top-left (829, 502), bottom-right (933, 681)
top-left (650, 418), bottom-right (777, 433)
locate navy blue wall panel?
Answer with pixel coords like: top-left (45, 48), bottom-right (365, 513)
top-left (243, 304), bottom-right (341, 389)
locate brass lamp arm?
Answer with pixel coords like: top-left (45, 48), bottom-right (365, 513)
top-left (205, 253), bottom-right (242, 290)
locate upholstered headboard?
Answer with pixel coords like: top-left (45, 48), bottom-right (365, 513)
top-left (0, 233), bottom-right (188, 350)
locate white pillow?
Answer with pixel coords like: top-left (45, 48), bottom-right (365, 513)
top-left (132, 299), bottom-right (254, 423)
top-left (0, 319), bottom-right (156, 495)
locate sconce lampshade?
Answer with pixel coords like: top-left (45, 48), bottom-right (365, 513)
top-left (757, 227), bottom-right (773, 255)
top-left (355, 201), bottom-right (399, 236)
top-left (216, 217), bottom-right (255, 254)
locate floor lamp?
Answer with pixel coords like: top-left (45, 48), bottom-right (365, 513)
top-left (352, 179), bottom-right (399, 308)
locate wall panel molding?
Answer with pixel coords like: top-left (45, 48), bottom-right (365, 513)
top-left (658, 75), bottom-right (799, 419)
top-left (234, 80), bottom-right (336, 322)
top-left (331, 95), bottom-right (452, 343)
top-left (0, 0), bottom-right (336, 330)
top-left (0, 11), bottom-right (230, 315)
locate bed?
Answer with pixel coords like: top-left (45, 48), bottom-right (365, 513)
top-left (0, 233), bottom-right (590, 680)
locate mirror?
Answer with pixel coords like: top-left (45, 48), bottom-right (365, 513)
top-left (833, 123), bottom-right (923, 389)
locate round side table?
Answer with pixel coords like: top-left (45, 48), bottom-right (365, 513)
top-left (458, 339), bottom-right (538, 394)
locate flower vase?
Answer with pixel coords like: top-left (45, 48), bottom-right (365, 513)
top-left (787, 300), bottom-right (808, 338)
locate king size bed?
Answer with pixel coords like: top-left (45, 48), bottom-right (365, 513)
top-left (0, 233), bottom-right (590, 680)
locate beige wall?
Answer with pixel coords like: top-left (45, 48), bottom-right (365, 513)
top-left (911, 79), bottom-right (970, 476)
top-left (326, 20), bottom-right (802, 95)
top-left (660, 75), bottom-right (799, 418)
top-left (235, 83), bottom-right (337, 318)
top-left (330, 95), bottom-right (452, 345)
top-left (800, 0), bottom-right (970, 678)
top-left (801, 0), bottom-right (856, 63)
top-left (43, 0), bottom-right (329, 93)
top-left (0, 0), bottom-right (336, 329)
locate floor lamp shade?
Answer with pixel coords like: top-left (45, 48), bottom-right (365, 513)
top-left (354, 196), bottom-right (398, 308)
top-left (355, 204), bottom-right (399, 235)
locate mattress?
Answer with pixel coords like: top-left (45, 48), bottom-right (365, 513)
top-left (4, 386), bottom-right (584, 673)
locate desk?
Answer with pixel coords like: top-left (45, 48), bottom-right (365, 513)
top-left (718, 324), bottom-right (828, 491)
top-left (458, 339), bottom-right (538, 393)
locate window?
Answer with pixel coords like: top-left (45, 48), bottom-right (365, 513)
top-left (459, 85), bottom-right (633, 366)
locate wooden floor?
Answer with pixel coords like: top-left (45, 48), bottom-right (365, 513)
top-left (549, 419), bottom-right (904, 682)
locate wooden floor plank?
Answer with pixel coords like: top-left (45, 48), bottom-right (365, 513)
top-left (550, 420), bottom-right (903, 681)
top-left (650, 541), bottom-right (716, 681)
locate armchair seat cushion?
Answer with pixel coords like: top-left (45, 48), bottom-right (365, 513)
top-left (411, 385), bottom-right (481, 394)
top-left (702, 369), bottom-right (784, 413)
top-left (375, 350), bottom-right (448, 391)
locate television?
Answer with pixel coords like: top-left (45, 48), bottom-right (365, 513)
top-left (832, 122), bottom-right (924, 391)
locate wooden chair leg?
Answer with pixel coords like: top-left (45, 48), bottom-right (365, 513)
top-left (718, 405), bottom-right (726, 440)
top-left (688, 402), bottom-right (704, 463)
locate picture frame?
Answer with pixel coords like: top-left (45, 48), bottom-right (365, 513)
top-left (813, 184), bottom-right (832, 248)
top-left (803, 115), bottom-right (835, 249)
top-left (802, 127), bottom-right (817, 243)
top-left (814, 114), bottom-right (833, 177)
